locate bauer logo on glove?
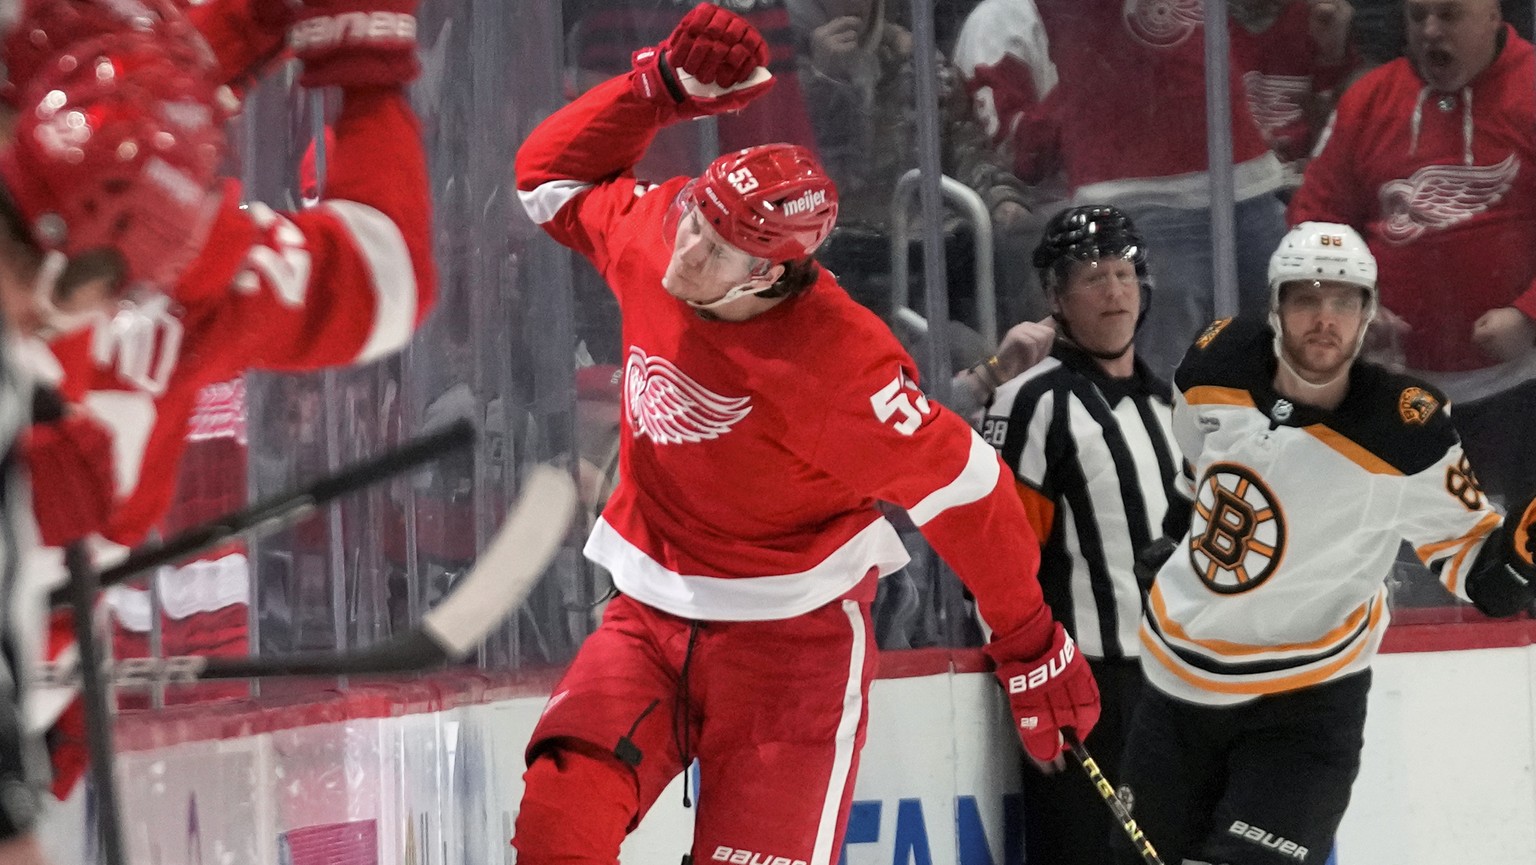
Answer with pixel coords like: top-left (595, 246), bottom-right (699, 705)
top-left (1007, 636), bottom-right (1078, 694)
top-left (289, 11), bottom-right (416, 53)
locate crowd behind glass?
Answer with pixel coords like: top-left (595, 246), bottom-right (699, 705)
top-left (189, 0), bottom-right (1534, 680)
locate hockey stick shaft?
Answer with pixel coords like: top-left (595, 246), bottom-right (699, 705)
top-left (40, 464), bottom-right (577, 687)
top-left (64, 543), bottom-right (126, 865)
top-left (1065, 732), bottom-right (1167, 865)
top-left (49, 420), bottom-right (475, 606)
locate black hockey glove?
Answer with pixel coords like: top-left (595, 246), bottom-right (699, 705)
top-left (1465, 497), bottom-right (1536, 618)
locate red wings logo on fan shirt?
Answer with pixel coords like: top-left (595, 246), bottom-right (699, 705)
top-left (1242, 71), bottom-right (1308, 139)
top-left (1378, 154), bottom-right (1520, 244)
top-left (1122, 0), bottom-right (1202, 49)
top-left (624, 346), bottom-right (753, 444)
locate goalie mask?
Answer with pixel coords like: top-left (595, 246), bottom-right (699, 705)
top-left (0, 31), bottom-right (227, 311)
top-left (1267, 221), bottom-right (1378, 388)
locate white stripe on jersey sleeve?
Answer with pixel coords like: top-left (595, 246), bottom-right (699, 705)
top-left (318, 200), bottom-right (418, 363)
top-left (1015, 388), bottom-right (1055, 487)
top-left (518, 179), bottom-right (594, 224)
top-left (908, 430), bottom-right (1003, 526)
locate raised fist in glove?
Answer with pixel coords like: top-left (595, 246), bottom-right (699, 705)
top-left (986, 619), bottom-right (1100, 768)
top-left (24, 404), bottom-right (116, 548)
top-left (631, 2), bottom-right (774, 119)
top-left (288, 0), bottom-right (419, 89)
top-left (188, 0), bottom-right (296, 97)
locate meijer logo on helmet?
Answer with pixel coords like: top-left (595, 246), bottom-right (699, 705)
top-left (781, 188), bottom-right (827, 217)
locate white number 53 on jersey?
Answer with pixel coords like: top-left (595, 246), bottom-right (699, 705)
top-left (870, 370), bottom-right (932, 436)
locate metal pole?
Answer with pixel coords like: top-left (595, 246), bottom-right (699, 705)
top-left (908, 0), bottom-right (955, 402)
top-left (66, 544), bottom-right (126, 865)
top-left (1204, 0), bottom-right (1240, 318)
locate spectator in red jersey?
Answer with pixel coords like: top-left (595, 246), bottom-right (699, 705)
top-left (512, 5), bottom-right (1099, 862)
top-left (953, 0), bottom-right (1353, 381)
top-left (1289, 0), bottom-right (1536, 508)
top-left (1230, 0), bottom-right (1360, 189)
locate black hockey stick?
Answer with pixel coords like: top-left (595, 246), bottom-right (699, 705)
top-left (48, 419), bottom-right (475, 607)
top-left (1065, 731), bottom-right (1167, 865)
top-left (41, 463), bottom-right (577, 688)
top-left (64, 542), bottom-right (127, 865)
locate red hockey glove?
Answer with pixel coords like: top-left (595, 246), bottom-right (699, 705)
top-left (986, 620), bottom-right (1100, 763)
top-left (630, 2), bottom-right (774, 119)
top-left (24, 412), bottom-right (115, 548)
top-left (188, 0), bottom-right (295, 98)
top-left (288, 0), bottom-right (419, 89)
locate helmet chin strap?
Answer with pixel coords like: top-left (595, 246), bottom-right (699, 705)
top-left (30, 251), bottom-right (104, 338)
top-left (1269, 311), bottom-right (1371, 392)
top-left (685, 276), bottom-right (778, 310)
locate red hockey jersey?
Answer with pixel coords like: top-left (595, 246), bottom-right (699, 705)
top-left (953, 0), bottom-right (1283, 203)
top-left (516, 76), bottom-right (1050, 637)
top-left (1228, 0), bottom-right (1355, 174)
top-left (47, 87), bottom-right (435, 547)
top-left (1289, 26), bottom-right (1536, 372)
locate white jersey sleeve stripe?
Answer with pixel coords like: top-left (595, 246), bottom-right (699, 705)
top-left (907, 430), bottom-right (1003, 526)
top-left (518, 179), bottom-right (594, 224)
top-left (318, 200), bottom-right (418, 363)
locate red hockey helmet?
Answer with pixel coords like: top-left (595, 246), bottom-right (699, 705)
top-left (690, 144), bottom-right (838, 263)
top-left (0, 31), bottom-right (227, 294)
top-left (1, 0), bottom-right (218, 109)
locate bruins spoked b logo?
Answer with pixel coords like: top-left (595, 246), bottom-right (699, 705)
top-left (1189, 463), bottom-right (1286, 593)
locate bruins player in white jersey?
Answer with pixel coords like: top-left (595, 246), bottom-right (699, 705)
top-left (1117, 222), bottom-right (1536, 865)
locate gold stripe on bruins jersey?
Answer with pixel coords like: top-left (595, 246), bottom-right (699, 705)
top-left (1143, 317), bottom-right (1533, 707)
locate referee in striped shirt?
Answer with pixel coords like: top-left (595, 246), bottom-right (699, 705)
top-left (974, 205), bottom-right (1179, 865)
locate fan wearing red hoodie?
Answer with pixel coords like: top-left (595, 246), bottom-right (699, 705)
top-left (1289, 0), bottom-right (1536, 506)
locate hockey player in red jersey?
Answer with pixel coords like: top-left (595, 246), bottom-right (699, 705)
top-left (8, 0), bottom-right (434, 799)
top-left (41, 0), bottom-right (433, 549)
top-left (511, 5), bottom-right (1098, 863)
top-left (0, 16), bottom-right (232, 863)
top-left (1120, 222), bottom-right (1536, 865)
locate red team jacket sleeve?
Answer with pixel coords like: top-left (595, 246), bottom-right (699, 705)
top-left (1287, 88), bottom-right (1373, 227)
top-left (175, 87), bottom-right (435, 375)
top-left (798, 352), bottom-right (1050, 643)
top-left (514, 76), bottom-right (676, 274)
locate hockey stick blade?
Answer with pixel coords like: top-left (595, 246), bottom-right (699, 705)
top-left (1065, 731), bottom-right (1167, 865)
top-left (49, 420), bottom-right (475, 607)
top-left (39, 463), bottom-right (578, 685)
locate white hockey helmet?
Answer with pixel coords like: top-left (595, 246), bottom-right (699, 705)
top-left (1268, 222), bottom-right (1378, 316)
top-left (1267, 222), bottom-right (1380, 388)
